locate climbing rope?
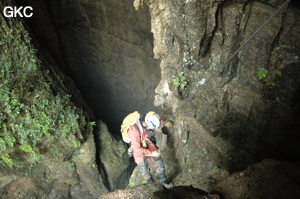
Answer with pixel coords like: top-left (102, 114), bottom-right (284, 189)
top-left (154, 0), bottom-right (291, 135)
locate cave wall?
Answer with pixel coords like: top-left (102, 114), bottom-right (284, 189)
top-left (147, 0), bottom-right (299, 161)
top-left (0, 0), bottom-right (111, 197)
top-left (2, 0), bottom-right (300, 197)
top-left (16, 0), bottom-right (161, 133)
top-left (133, 0), bottom-right (300, 193)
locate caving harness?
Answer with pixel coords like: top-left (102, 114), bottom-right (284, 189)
top-left (121, 111), bottom-right (160, 156)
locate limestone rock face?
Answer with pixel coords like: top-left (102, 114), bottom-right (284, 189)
top-left (141, 0), bottom-right (300, 196)
top-left (69, 134), bottom-right (109, 198)
top-left (0, 133), bottom-right (109, 199)
top-left (96, 120), bottom-right (130, 191)
top-left (215, 159), bottom-right (300, 199)
top-left (148, 0), bottom-right (300, 158)
top-left (101, 183), bottom-right (219, 199)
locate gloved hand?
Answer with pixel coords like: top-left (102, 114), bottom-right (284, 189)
top-left (141, 139), bottom-right (148, 148)
top-left (164, 121), bottom-right (173, 128)
top-left (151, 150), bottom-right (161, 157)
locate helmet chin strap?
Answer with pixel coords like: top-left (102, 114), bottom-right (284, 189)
top-left (139, 118), bottom-right (148, 128)
top-left (139, 118), bottom-right (144, 125)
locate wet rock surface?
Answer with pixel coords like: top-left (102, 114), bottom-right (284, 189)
top-left (1, 0), bottom-right (299, 198)
top-left (101, 183), bottom-right (220, 199)
top-left (149, 0), bottom-right (300, 165)
top-left (215, 159), bottom-right (300, 199)
top-left (145, 0), bottom-right (300, 197)
top-left (0, 133), bottom-right (109, 199)
top-left (96, 120), bottom-right (130, 191)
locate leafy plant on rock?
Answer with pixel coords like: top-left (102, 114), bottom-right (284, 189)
top-left (172, 72), bottom-right (188, 90)
top-left (257, 68), bottom-right (269, 80)
top-left (0, 16), bottom-right (87, 168)
top-left (257, 67), bottom-right (279, 88)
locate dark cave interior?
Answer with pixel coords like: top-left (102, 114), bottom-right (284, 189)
top-left (15, 0), bottom-right (161, 135)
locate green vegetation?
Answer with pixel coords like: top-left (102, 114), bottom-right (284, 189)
top-left (257, 68), bottom-right (269, 80)
top-left (212, 166), bottom-right (220, 173)
top-left (172, 72), bottom-right (188, 90)
top-left (90, 162), bottom-right (97, 168)
top-left (129, 182), bottom-right (136, 187)
top-left (0, 18), bottom-right (87, 168)
top-left (1, 154), bottom-right (13, 168)
top-left (67, 161), bottom-right (76, 170)
top-left (257, 67), bottom-right (281, 88)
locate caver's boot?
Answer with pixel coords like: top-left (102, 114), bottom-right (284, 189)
top-left (157, 172), bottom-right (173, 189)
top-left (162, 183), bottom-right (174, 189)
top-left (145, 176), bottom-right (154, 184)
